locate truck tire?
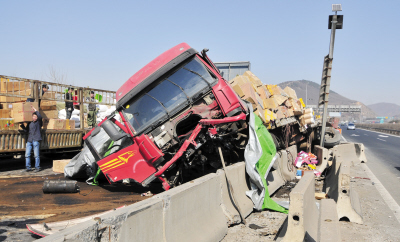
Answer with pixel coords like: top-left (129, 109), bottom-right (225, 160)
top-left (322, 129), bottom-right (341, 148)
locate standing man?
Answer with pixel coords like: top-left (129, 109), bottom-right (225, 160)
top-left (20, 105), bottom-right (43, 172)
top-left (27, 84), bottom-right (48, 106)
top-left (65, 87), bottom-right (74, 119)
top-left (87, 91), bottom-right (97, 128)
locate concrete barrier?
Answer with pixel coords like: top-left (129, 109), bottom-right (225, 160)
top-left (318, 199), bottom-right (341, 242)
top-left (275, 145), bottom-right (297, 182)
top-left (267, 145), bottom-right (298, 196)
top-left (325, 158), bottom-right (363, 224)
top-left (281, 171), bottom-right (319, 242)
top-left (266, 169), bottom-right (286, 195)
top-left (314, 145), bottom-right (330, 173)
top-left (217, 162), bottom-right (254, 225)
top-left (333, 143), bottom-right (367, 167)
top-left (39, 173), bottom-right (228, 242)
top-left (158, 173), bottom-right (228, 242)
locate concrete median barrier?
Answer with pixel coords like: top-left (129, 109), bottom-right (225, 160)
top-left (314, 145), bottom-right (330, 173)
top-left (39, 173), bottom-right (228, 242)
top-left (318, 199), bottom-right (341, 242)
top-left (276, 145), bottom-right (297, 182)
top-left (156, 173), bottom-right (228, 242)
top-left (217, 162), bottom-right (254, 225)
top-left (333, 143), bottom-right (367, 166)
top-left (325, 158), bottom-right (363, 224)
top-left (281, 171), bottom-right (319, 242)
top-left (266, 169), bottom-right (286, 195)
top-left (267, 145), bottom-right (298, 196)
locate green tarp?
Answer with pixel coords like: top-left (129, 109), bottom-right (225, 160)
top-left (254, 115), bottom-right (288, 213)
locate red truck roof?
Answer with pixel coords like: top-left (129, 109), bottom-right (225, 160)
top-left (116, 43), bottom-right (197, 109)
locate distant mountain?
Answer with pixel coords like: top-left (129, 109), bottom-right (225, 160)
top-left (277, 80), bottom-right (376, 119)
top-left (367, 103), bottom-right (400, 118)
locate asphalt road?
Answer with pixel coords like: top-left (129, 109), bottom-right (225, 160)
top-left (340, 126), bottom-right (400, 204)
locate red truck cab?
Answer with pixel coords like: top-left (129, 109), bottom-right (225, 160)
top-left (84, 43), bottom-right (248, 190)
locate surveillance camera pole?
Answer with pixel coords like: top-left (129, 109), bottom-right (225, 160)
top-left (319, 5), bottom-right (342, 147)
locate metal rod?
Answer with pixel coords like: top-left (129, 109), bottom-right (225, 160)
top-left (218, 147), bottom-right (246, 225)
top-left (320, 14), bottom-right (337, 147)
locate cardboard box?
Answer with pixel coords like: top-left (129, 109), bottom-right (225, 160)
top-left (243, 71), bottom-right (263, 87)
top-left (284, 86), bottom-right (298, 100)
top-left (291, 99), bottom-right (303, 116)
top-left (0, 110), bottom-right (11, 118)
top-left (245, 96), bottom-right (258, 110)
top-left (66, 119), bottom-right (75, 130)
top-left (303, 108), bottom-right (312, 115)
top-left (41, 100), bottom-right (57, 106)
top-left (300, 113), bottom-right (313, 120)
top-left (40, 105), bottom-right (57, 111)
top-left (13, 102), bottom-right (39, 114)
top-left (287, 108), bottom-right (294, 117)
top-left (39, 110), bottom-right (58, 119)
top-left (272, 95), bottom-right (288, 106)
top-left (256, 86), bottom-right (270, 100)
top-left (17, 89), bottom-right (33, 101)
top-left (277, 106), bottom-right (289, 118)
top-left (275, 109), bottom-right (285, 120)
top-left (254, 105), bottom-right (267, 123)
top-left (254, 93), bottom-right (265, 110)
top-left (0, 96), bottom-right (21, 102)
top-left (42, 91), bottom-right (56, 99)
top-left (53, 159), bottom-right (70, 173)
top-left (13, 112), bottom-right (33, 123)
top-left (263, 97), bottom-right (279, 110)
top-left (1, 81), bottom-right (31, 93)
top-left (264, 109), bottom-right (276, 122)
top-left (230, 75), bottom-right (251, 86)
top-left (46, 119), bottom-right (66, 130)
top-left (284, 99), bottom-right (293, 108)
top-left (0, 103), bottom-right (13, 109)
top-left (300, 117), bottom-right (314, 126)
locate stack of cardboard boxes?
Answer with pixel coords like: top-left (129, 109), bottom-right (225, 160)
top-left (230, 71), bottom-right (310, 128)
top-left (0, 80), bottom-right (75, 130)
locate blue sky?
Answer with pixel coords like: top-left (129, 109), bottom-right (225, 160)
top-left (1, 0), bottom-right (399, 106)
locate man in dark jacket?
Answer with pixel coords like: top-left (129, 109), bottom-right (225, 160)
top-left (20, 106), bottom-right (43, 172)
top-left (65, 87), bottom-right (74, 119)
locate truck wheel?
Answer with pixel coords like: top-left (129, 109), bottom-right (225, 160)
top-left (323, 129), bottom-right (341, 148)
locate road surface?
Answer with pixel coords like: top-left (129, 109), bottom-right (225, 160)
top-left (341, 126), bottom-right (400, 204)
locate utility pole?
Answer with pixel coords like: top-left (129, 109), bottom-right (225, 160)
top-left (319, 4), bottom-right (343, 147)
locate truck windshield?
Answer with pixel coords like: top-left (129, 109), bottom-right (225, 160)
top-left (123, 57), bottom-right (216, 134)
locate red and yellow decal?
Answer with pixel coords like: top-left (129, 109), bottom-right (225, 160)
top-left (100, 150), bottom-right (136, 172)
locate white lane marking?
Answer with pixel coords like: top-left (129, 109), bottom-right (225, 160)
top-left (364, 134), bottom-right (368, 136)
top-left (351, 134), bottom-right (360, 137)
top-left (377, 138), bottom-right (387, 142)
top-left (379, 135), bottom-right (389, 138)
top-left (357, 128), bottom-right (400, 138)
top-left (341, 135), bottom-right (348, 142)
top-left (362, 163), bottom-right (400, 224)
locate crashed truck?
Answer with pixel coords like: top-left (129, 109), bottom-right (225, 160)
top-left (66, 43), bottom-right (337, 190)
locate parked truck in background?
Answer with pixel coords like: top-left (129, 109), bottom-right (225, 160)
top-left (0, 76), bottom-right (116, 157)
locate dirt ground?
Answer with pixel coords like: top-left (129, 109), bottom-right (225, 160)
top-left (0, 156), bottom-right (159, 241)
top-left (223, 162), bottom-right (400, 242)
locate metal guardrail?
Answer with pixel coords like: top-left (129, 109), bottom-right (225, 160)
top-left (357, 124), bottom-right (400, 136)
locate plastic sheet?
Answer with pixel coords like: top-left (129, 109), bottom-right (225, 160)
top-left (245, 103), bottom-right (287, 213)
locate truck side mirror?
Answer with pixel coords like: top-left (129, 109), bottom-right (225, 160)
top-left (101, 119), bottom-right (127, 141)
